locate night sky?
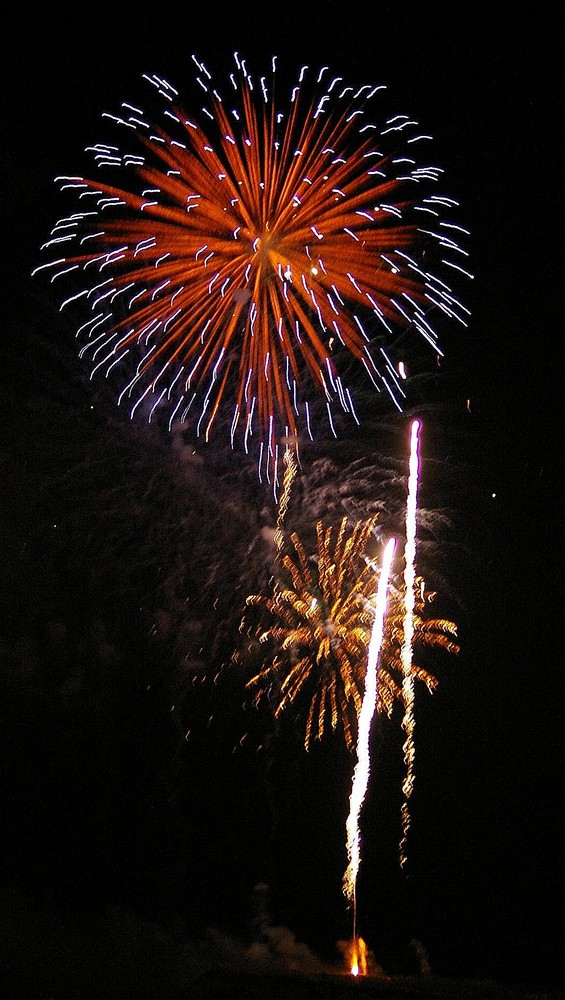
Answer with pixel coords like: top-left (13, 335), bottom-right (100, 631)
top-left (1, 4), bottom-right (563, 998)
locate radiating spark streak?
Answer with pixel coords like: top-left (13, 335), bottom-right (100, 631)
top-left (343, 536), bottom-right (396, 935)
top-left (399, 418), bottom-right (421, 867)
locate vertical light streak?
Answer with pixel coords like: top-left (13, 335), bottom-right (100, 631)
top-left (343, 535), bottom-right (396, 938)
top-left (399, 418), bottom-right (421, 866)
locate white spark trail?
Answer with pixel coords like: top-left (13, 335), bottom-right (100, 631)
top-left (399, 418), bottom-right (421, 866)
top-left (343, 535), bottom-right (396, 936)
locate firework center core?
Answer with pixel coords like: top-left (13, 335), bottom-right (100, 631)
top-left (254, 229), bottom-right (281, 268)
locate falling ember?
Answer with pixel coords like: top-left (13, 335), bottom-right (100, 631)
top-left (399, 418), bottom-right (421, 867)
top-left (343, 536), bottom-right (396, 936)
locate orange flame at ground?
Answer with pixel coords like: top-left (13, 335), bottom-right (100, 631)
top-left (348, 936), bottom-right (368, 976)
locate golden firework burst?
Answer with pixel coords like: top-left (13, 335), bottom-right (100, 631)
top-left (240, 509), bottom-right (458, 750)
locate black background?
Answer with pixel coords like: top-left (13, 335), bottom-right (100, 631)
top-left (1, 3), bottom-right (563, 996)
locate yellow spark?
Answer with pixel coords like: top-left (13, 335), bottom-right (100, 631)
top-left (240, 525), bottom-right (457, 753)
top-left (274, 448), bottom-right (298, 558)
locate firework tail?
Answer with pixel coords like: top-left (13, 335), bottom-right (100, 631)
top-left (399, 418), bottom-right (421, 867)
top-left (343, 535), bottom-right (396, 940)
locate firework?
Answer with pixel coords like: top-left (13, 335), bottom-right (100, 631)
top-left (343, 536), bottom-right (396, 932)
top-left (239, 497), bottom-right (458, 754)
top-left (348, 936), bottom-right (368, 977)
top-left (34, 54), bottom-right (471, 485)
top-left (399, 418), bottom-right (421, 866)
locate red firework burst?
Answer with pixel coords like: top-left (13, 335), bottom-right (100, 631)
top-left (35, 54), bottom-right (471, 485)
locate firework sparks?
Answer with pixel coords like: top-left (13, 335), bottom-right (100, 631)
top-left (343, 536), bottom-right (396, 936)
top-left (242, 514), bottom-right (386, 751)
top-left (237, 419), bottom-right (459, 953)
top-left (274, 448), bottom-right (298, 556)
top-left (34, 54), bottom-right (471, 484)
top-left (239, 478), bottom-right (457, 751)
top-left (399, 417), bottom-right (421, 866)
